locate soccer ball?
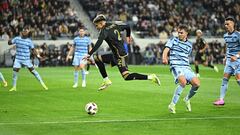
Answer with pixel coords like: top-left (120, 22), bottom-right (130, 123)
top-left (85, 102), bottom-right (98, 115)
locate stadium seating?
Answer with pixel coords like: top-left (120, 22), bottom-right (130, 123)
top-left (79, 0), bottom-right (240, 38)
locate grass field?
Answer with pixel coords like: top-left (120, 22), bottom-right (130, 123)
top-left (0, 65), bottom-right (239, 135)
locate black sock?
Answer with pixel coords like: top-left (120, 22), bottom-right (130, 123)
top-left (195, 65), bottom-right (199, 73)
top-left (208, 63), bottom-right (214, 68)
top-left (87, 64), bottom-right (90, 71)
top-left (95, 61), bottom-right (108, 78)
top-left (124, 73), bottom-right (148, 80)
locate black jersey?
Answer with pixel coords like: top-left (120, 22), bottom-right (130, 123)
top-left (195, 37), bottom-right (206, 53)
top-left (89, 23), bottom-right (130, 58)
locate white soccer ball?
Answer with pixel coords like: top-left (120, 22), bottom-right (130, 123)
top-left (85, 102), bottom-right (98, 115)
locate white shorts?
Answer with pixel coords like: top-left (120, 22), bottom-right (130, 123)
top-left (171, 66), bottom-right (196, 84)
top-left (72, 56), bottom-right (87, 66)
top-left (13, 59), bottom-right (33, 68)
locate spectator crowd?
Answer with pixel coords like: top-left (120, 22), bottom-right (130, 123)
top-left (0, 0), bottom-right (83, 40)
top-left (80, 0), bottom-right (240, 38)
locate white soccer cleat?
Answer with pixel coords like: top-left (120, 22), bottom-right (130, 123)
top-left (149, 74), bottom-right (161, 86)
top-left (183, 98), bottom-right (191, 112)
top-left (85, 71), bottom-right (89, 75)
top-left (168, 103), bottom-right (176, 114)
top-left (41, 82), bottom-right (48, 90)
top-left (82, 81), bottom-right (86, 87)
top-left (72, 83), bottom-right (78, 88)
top-left (214, 66), bottom-right (219, 72)
top-left (3, 81), bottom-right (8, 87)
top-left (98, 79), bottom-right (112, 91)
top-left (196, 73), bottom-right (200, 78)
top-left (9, 87), bottom-right (17, 92)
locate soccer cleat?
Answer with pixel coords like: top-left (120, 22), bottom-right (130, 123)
top-left (41, 83), bottom-right (48, 90)
top-left (183, 98), bottom-right (192, 112)
top-left (213, 99), bottom-right (225, 106)
top-left (3, 81), bottom-right (8, 87)
top-left (149, 74), bottom-right (161, 86)
top-left (168, 103), bottom-right (176, 114)
top-left (72, 83), bottom-right (78, 88)
top-left (196, 73), bottom-right (200, 78)
top-left (85, 71), bottom-right (89, 75)
top-left (9, 87), bottom-right (17, 92)
top-left (214, 66), bottom-right (219, 72)
top-left (82, 81), bottom-right (86, 87)
top-left (98, 79), bottom-right (112, 91)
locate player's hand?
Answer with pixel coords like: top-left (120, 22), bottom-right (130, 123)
top-left (230, 56), bottom-right (238, 62)
top-left (199, 49), bottom-right (204, 53)
top-left (162, 57), bottom-right (168, 64)
top-left (126, 37), bottom-right (132, 44)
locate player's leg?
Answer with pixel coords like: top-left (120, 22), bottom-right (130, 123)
top-left (94, 54), bottom-right (112, 90)
top-left (28, 62), bottom-right (48, 90)
top-left (213, 64), bottom-right (232, 105)
top-left (118, 56), bottom-right (160, 85)
top-left (72, 56), bottom-right (80, 88)
top-left (0, 72), bottom-right (7, 87)
top-left (169, 71), bottom-right (187, 114)
top-left (183, 75), bottom-right (200, 112)
top-left (85, 63), bottom-right (90, 74)
top-left (10, 59), bottom-right (21, 91)
top-left (203, 58), bottom-right (218, 72)
top-left (194, 60), bottom-right (200, 77)
top-left (79, 62), bottom-right (86, 87)
top-left (73, 66), bottom-right (80, 88)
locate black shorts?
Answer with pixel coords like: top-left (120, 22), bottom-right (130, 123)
top-left (195, 52), bottom-right (206, 63)
top-left (98, 53), bottom-right (129, 74)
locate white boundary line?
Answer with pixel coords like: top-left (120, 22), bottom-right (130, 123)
top-left (1, 116), bottom-right (240, 125)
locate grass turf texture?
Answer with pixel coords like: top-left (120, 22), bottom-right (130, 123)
top-left (0, 65), bottom-right (239, 135)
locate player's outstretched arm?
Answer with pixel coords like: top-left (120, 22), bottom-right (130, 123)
top-left (162, 47), bottom-right (170, 64)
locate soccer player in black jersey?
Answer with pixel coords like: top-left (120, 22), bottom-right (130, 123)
top-left (194, 29), bottom-right (218, 77)
top-left (83, 14), bottom-right (160, 90)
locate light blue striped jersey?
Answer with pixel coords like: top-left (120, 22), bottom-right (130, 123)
top-left (165, 37), bottom-right (192, 68)
top-left (223, 31), bottom-right (240, 59)
top-left (11, 36), bottom-right (34, 60)
top-left (73, 36), bottom-right (91, 57)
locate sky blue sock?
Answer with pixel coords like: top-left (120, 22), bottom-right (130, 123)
top-left (172, 85), bottom-right (185, 104)
top-left (220, 78), bottom-right (229, 99)
top-left (0, 72), bottom-right (5, 82)
top-left (81, 70), bottom-right (86, 81)
top-left (74, 71), bottom-right (79, 84)
top-left (13, 71), bottom-right (18, 87)
top-left (186, 86), bottom-right (199, 101)
top-left (32, 70), bottom-right (44, 84)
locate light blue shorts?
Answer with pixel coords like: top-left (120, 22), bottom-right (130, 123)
top-left (13, 59), bottom-right (33, 68)
top-left (72, 56), bottom-right (87, 66)
top-left (224, 59), bottom-right (240, 75)
top-left (171, 66), bottom-right (196, 84)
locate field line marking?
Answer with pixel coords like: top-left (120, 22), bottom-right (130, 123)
top-left (1, 116), bottom-right (240, 125)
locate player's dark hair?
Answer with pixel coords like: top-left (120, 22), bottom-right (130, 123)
top-left (178, 24), bottom-right (189, 33)
top-left (93, 14), bottom-right (106, 24)
top-left (225, 16), bottom-right (235, 24)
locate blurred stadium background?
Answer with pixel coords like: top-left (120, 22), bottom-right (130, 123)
top-left (0, 0), bottom-right (239, 67)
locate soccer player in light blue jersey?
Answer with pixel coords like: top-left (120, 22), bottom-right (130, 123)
top-left (8, 27), bottom-right (48, 91)
top-left (214, 17), bottom-right (240, 106)
top-left (66, 28), bottom-right (92, 88)
top-left (0, 72), bottom-right (7, 87)
top-left (162, 25), bottom-right (200, 114)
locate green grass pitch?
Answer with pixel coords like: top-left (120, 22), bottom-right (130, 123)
top-left (0, 65), bottom-right (239, 135)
